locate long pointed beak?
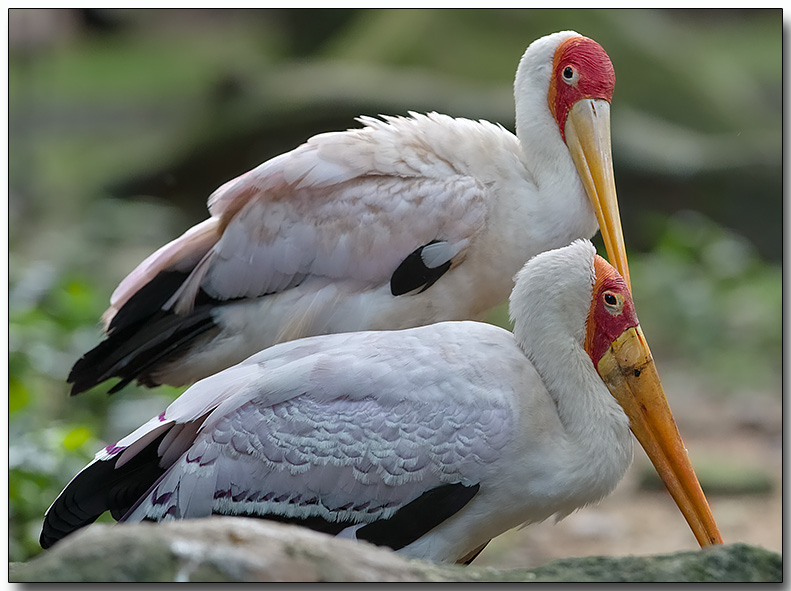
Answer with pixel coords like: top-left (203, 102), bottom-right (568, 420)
top-left (565, 99), bottom-right (631, 291)
top-left (596, 325), bottom-right (723, 547)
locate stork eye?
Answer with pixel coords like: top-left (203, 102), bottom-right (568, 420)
top-left (561, 65), bottom-right (579, 85)
top-left (602, 291), bottom-right (623, 314)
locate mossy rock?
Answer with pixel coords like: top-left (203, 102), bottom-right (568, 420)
top-left (9, 518), bottom-right (782, 583)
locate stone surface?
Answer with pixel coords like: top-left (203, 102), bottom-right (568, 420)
top-left (9, 518), bottom-right (782, 583)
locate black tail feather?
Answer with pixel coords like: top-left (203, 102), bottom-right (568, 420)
top-left (40, 433), bottom-right (168, 549)
top-left (106, 271), bottom-right (191, 334)
top-left (68, 270), bottom-right (220, 396)
top-left (68, 307), bottom-right (216, 395)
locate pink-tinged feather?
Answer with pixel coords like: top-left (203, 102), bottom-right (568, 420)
top-left (164, 249), bottom-right (216, 315)
top-left (103, 218), bottom-right (220, 326)
top-left (115, 422), bottom-right (172, 468)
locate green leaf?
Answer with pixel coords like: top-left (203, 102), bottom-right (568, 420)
top-left (9, 375), bottom-right (30, 415)
top-left (62, 427), bottom-right (93, 451)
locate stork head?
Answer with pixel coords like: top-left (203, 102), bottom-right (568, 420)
top-left (585, 250), bottom-right (723, 548)
top-left (516, 31), bottom-right (630, 291)
top-left (548, 36), bottom-right (615, 142)
top-left (510, 240), bottom-right (722, 547)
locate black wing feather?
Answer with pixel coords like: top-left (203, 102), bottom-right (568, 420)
top-left (390, 241), bottom-right (453, 296)
top-left (234, 483), bottom-right (479, 551)
top-left (42, 435), bottom-right (480, 555)
top-left (106, 270), bottom-right (189, 334)
top-left (40, 432), bottom-right (168, 549)
top-left (356, 482), bottom-right (480, 550)
top-left (67, 270), bottom-right (219, 396)
top-left (68, 307), bottom-right (217, 395)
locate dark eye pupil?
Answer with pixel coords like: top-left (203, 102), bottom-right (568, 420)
top-left (604, 293), bottom-right (617, 305)
top-left (563, 66), bottom-right (574, 79)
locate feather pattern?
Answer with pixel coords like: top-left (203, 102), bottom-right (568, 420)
top-left (120, 323), bottom-right (518, 524)
top-left (109, 112), bottom-right (495, 321)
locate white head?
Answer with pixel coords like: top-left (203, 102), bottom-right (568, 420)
top-left (514, 30), bottom-right (615, 148)
top-left (509, 239), bottom-right (597, 375)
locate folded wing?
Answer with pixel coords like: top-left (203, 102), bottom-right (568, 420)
top-left (69, 114), bottom-right (490, 394)
top-left (49, 325), bottom-right (517, 553)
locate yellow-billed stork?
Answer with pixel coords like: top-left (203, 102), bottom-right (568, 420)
top-left (68, 30), bottom-right (631, 395)
top-left (42, 240), bottom-right (722, 563)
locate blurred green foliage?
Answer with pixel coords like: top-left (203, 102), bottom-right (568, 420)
top-left (10, 269), bottom-right (108, 562)
top-left (631, 211), bottom-right (781, 392)
top-left (9, 263), bottom-right (186, 561)
top-left (9, 9), bottom-right (781, 563)
top-left (485, 210), bottom-right (781, 396)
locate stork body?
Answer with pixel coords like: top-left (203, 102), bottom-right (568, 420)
top-left (68, 30), bottom-right (629, 394)
top-left (42, 241), bottom-right (721, 562)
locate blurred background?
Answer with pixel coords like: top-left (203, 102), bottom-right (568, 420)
top-left (9, 8), bottom-right (781, 565)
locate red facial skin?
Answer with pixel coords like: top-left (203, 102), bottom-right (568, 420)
top-left (585, 255), bottom-right (638, 370)
top-left (548, 36), bottom-right (616, 141)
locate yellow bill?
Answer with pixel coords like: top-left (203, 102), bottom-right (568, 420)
top-left (597, 324), bottom-right (723, 547)
top-left (565, 98), bottom-right (631, 291)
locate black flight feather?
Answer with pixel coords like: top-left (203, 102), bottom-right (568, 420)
top-left (40, 432), bottom-right (168, 549)
top-left (390, 240), bottom-right (453, 296)
top-left (228, 482), bottom-right (480, 551)
top-left (67, 270), bottom-right (219, 396)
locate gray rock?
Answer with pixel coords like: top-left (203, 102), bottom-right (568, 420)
top-left (9, 517), bottom-right (782, 583)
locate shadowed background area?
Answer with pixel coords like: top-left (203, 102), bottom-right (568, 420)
top-left (9, 8), bottom-right (781, 565)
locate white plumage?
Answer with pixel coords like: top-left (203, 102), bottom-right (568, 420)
top-left (42, 240), bottom-right (722, 562)
top-left (68, 30), bottom-right (629, 394)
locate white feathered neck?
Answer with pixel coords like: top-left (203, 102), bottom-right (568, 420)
top-left (509, 239), bottom-right (632, 506)
top-left (509, 239), bottom-right (604, 429)
top-left (509, 239), bottom-right (595, 365)
top-left (513, 30), bottom-right (581, 187)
